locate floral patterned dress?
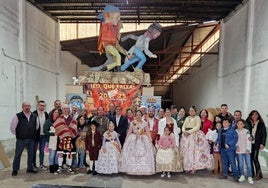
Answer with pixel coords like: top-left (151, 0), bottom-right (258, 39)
top-left (119, 120), bottom-right (155, 175)
top-left (95, 130), bottom-right (121, 174)
top-left (180, 115), bottom-right (213, 171)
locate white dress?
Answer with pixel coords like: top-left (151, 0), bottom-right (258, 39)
top-left (95, 131), bottom-right (121, 174)
top-left (119, 120), bottom-right (155, 175)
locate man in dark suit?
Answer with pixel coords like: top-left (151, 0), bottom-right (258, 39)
top-left (110, 106), bottom-right (128, 146)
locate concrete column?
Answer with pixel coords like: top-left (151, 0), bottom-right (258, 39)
top-left (55, 20), bottom-right (60, 99)
top-left (18, 0), bottom-right (26, 108)
top-left (243, 0), bottom-right (255, 114)
top-left (217, 21), bottom-right (225, 104)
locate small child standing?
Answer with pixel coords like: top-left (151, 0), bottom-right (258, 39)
top-left (95, 121), bottom-right (122, 174)
top-left (86, 121), bottom-right (102, 175)
top-left (206, 122), bottom-right (223, 175)
top-left (236, 119), bottom-right (253, 184)
top-left (156, 126), bottom-right (176, 178)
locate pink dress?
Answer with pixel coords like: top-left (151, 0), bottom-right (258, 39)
top-left (156, 135), bottom-right (177, 172)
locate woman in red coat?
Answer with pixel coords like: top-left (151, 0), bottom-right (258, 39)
top-left (86, 121), bottom-right (102, 175)
top-left (199, 109), bottom-right (213, 135)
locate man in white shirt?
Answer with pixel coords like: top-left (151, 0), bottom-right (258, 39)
top-left (33, 100), bottom-right (49, 170)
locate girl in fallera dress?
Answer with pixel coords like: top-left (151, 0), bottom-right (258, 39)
top-left (120, 110), bottom-right (155, 175)
top-left (156, 127), bottom-right (177, 178)
top-left (158, 108), bottom-right (183, 172)
top-left (95, 121), bottom-right (122, 174)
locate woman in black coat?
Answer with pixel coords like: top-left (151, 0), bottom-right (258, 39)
top-left (246, 110), bottom-right (267, 180)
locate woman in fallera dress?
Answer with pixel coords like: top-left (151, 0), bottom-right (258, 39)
top-left (120, 110), bottom-right (155, 175)
top-left (180, 106), bottom-right (213, 174)
top-left (95, 121), bottom-right (122, 174)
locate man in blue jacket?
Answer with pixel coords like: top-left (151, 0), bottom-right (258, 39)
top-left (217, 118), bottom-right (239, 182)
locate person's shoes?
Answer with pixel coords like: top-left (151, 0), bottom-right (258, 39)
top-left (100, 66), bottom-right (108, 71)
top-left (26, 169), bottom-right (38, 174)
top-left (87, 169), bottom-right (92, 174)
top-left (79, 167), bottom-right (87, 173)
top-left (228, 169), bottom-right (233, 176)
top-left (114, 66), bottom-right (121, 72)
top-left (40, 165), bottom-right (48, 171)
top-left (49, 165), bottom-right (55, 173)
top-left (92, 171), bottom-right (97, 175)
top-left (56, 166), bottom-right (63, 174)
top-left (67, 166), bottom-right (74, 174)
top-left (161, 172), bottom-right (166, 178)
top-left (85, 163), bottom-right (89, 167)
top-left (219, 175), bottom-right (227, 179)
top-left (234, 178), bottom-right (239, 182)
top-left (248, 177), bottom-right (254, 184)
top-left (254, 174), bottom-right (263, 180)
top-left (11, 170), bottom-right (18, 176)
top-left (167, 172), bottom-right (171, 178)
top-left (239, 175), bottom-right (245, 182)
top-left (32, 165), bottom-right (37, 170)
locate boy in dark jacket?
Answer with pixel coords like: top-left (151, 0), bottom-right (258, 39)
top-left (217, 118), bottom-right (239, 182)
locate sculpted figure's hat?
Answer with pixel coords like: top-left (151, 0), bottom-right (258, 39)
top-left (149, 22), bottom-right (162, 33)
top-left (97, 5), bottom-right (120, 21)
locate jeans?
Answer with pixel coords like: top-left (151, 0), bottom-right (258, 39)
top-left (12, 138), bottom-right (35, 171)
top-left (237, 153), bottom-right (252, 177)
top-left (77, 150), bottom-right (86, 168)
top-left (221, 149), bottom-right (239, 179)
top-left (33, 135), bottom-right (47, 166)
top-left (49, 149), bottom-right (58, 165)
top-left (121, 48), bottom-right (146, 71)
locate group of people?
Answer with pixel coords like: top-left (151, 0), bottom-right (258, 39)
top-left (10, 101), bottom-right (266, 184)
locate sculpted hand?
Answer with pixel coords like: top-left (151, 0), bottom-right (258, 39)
top-left (150, 54), bottom-right (157, 58)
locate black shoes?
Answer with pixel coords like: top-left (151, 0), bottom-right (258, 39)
top-left (92, 170), bottom-right (97, 175)
top-left (87, 169), bottom-right (92, 174)
top-left (219, 175), bottom-right (227, 179)
top-left (26, 169), bottom-right (38, 174)
top-left (11, 170), bottom-right (18, 176)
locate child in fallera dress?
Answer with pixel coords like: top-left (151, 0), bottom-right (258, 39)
top-left (236, 119), bottom-right (254, 184)
top-left (156, 126), bottom-right (176, 178)
top-left (206, 122), bottom-right (223, 175)
top-left (86, 121), bottom-right (102, 175)
top-left (95, 121), bottom-right (122, 174)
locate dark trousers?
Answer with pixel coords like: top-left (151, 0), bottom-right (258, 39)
top-left (12, 138), bottom-right (35, 171)
top-left (251, 144), bottom-right (263, 178)
top-left (33, 135), bottom-right (47, 167)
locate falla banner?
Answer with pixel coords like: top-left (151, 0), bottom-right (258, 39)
top-left (83, 83), bottom-right (142, 115)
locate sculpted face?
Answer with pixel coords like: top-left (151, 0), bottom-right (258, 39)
top-left (151, 29), bottom-right (161, 39)
top-left (104, 12), bottom-right (120, 25)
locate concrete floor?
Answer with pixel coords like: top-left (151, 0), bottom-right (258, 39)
top-left (0, 152), bottom-right (267, 188)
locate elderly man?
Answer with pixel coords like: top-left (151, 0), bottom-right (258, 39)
top-left (10, 102), bottom-right (39, 176)
top-left (92, 106), bottom-right (109, 135)
top-left (54, 104), bottom-right (77, 174)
